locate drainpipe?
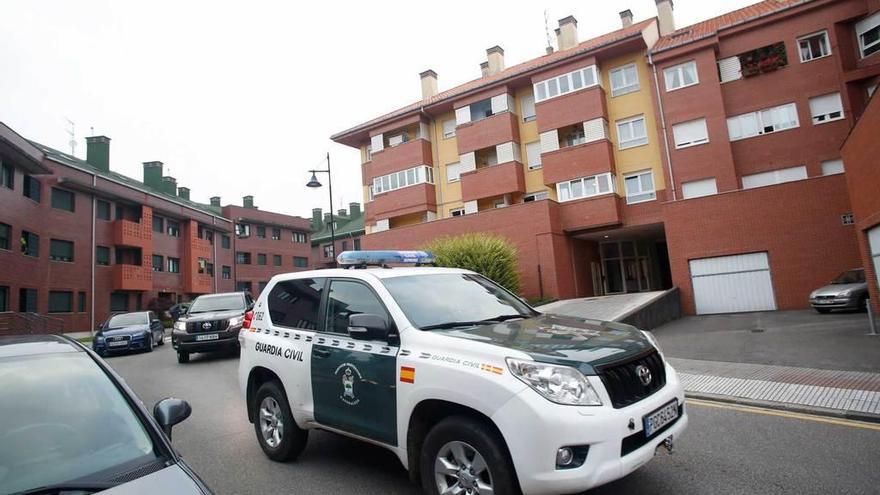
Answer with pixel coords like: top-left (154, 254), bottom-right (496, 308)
top-left (421, 106), bottom-right (443, 216)
top-left (212, 218), bottom-right (218, 293)
top-left (90, 173), bottom-right (97, 336)
top-left (648, 52), bottom-right (677, 201)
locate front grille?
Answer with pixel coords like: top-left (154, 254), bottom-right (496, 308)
top-left (815, 295), bottom-right (836, 300)
top-left (620, 404), bottom-right (683, 457)
top-left (597, 350), bottom-right (666, 409)
top-left (186, 320), bottom-right (230, 333)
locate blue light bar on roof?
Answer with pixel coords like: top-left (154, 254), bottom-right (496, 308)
top-left (336, 250), bottom-right (436, 267)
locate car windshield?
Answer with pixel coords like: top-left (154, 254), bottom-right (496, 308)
top-left (189, 294), bottom-right (244, 313)
top-left (106, 313), bottom-right (147, 328)
top-left (831, 270), bottom-right (865, 284)
top-left (382, 273), bottom-right (535, 329)
top-left (0, 353), bottom-right (161, 494)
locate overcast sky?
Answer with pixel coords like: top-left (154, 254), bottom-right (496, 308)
top-left (1, 0), bottom-right (755, 219)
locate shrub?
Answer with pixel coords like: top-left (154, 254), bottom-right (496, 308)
top-left (422, 233), bottom-right (520, 293)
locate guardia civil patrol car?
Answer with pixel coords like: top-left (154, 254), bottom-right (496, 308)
top-left (238, 251), bottom-right (687, 495)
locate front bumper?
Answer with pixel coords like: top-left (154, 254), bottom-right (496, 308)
top-left (94, 336), bottom-right (150, 354)
top-left (172, 328), bottom-right (241, 353)
top-left (492, 364), bottom-right (688, 495)
top-left (810, 296), bottom-right (858, 309)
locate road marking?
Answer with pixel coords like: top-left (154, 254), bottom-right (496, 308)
top-left (686, 398), bottom-right (880, 431)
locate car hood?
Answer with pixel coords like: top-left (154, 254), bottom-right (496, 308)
top-left (812, 283), bottom-right (866, 296)
top-left (436, 313), bottom-right (653, 375)
top-left (102, 463), bottom-right (208, 494)
top-left (101, 325), bottom-right (150, 337)
top-left (179, 309), bottom-right (243, 322)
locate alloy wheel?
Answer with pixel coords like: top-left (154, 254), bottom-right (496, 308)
top-left (259, 396), bottom-right (284, 448)
top-left (434, 440), bottom-right (494, 495)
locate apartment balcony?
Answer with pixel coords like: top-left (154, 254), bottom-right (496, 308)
top-left (535, 86), bottom-right (607, 133)
top-left (113, 264), bottom-right (153, 291)
top-left (558, 194), bottom-right (622, 233)
top-left (456, 112), bottom-right (520, 155)
top-left (541, 140), bottom-right (616, 185)
top-left (460, 161), bottom-right (526, 202)
top-left (366, 139), bottom-right (433, 185)
top-left (365, 183), bottom-right (437, 223)
top-left (113, 219), bottom-right (151, 248)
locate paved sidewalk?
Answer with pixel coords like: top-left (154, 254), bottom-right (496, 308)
top-left (671, 357), bottom-right (880, 420)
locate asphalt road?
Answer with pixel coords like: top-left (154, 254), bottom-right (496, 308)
top-left (107, 344), bottom-right (880, 495)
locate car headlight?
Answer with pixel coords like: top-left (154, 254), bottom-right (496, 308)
top-left (838, 289), bottom-right (852, 297)
top-left (642, 330), bottom-right (663, 355)
top-left (174, 321), bottom-right (186, 331)
top-left (506, 358), bottom-right (602, 406)
top-left (228, 315), bottom-right (245, 327)
top-left (95, 335), bottom-right (105, 342)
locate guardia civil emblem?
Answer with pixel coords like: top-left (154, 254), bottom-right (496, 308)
top-left (335, 363), bottom-right (362, 406)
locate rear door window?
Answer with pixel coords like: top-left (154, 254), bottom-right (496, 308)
top-left (267, 278), bottom-right (326, 330)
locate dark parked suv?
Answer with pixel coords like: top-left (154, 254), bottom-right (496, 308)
top-left (172, 292), bottom-right (253, 363)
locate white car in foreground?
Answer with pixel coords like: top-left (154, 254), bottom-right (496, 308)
top-left (238, 251), bottom-right (687, 495)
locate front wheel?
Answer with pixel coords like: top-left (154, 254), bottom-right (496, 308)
top-left (146, 335), bottom-right (154, 352)
top-left (253, 381), bottom-right (308, 462)
top-left (421, 416), bottom-right (519, 495)
top-left (815, 308), bottom-right (831, 314)
top-left (177, 351), bottom-right (189, 363)
top-left (157, 332), bottom-right (165, 345)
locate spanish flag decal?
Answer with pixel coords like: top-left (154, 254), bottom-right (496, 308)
top-left (400, 366), bottom-right (416, 383)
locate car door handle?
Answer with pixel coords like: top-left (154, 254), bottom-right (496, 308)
top-left (312, 348), bottom-right (331, 359)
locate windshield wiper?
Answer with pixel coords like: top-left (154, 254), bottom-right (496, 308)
top-left (421, 314), bottom-right (527, 331)
top-left (15, 481), bottom-right (118, 495)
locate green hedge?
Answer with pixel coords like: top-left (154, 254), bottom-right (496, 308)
top-left (422, 233), bottom-right (520, 293)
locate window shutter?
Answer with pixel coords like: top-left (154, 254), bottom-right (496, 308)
top-left (459, 152), bottom-right (476, 173)
top-left (495, 142), bottom-right (517, 163)
top-left (526, 142), bottom-right (541, 168)
top-left (455, 106), bottom-right (472, 125)
top-left (718, 56), bottom-right (742, 83)
top-left (583, 118), bottom-right (607, 143)
top-left (809, 93), bottom-right (843, 118)
top-left (442, 119), bottom-right (456, 137)
top-left (374, 219), bottom-right (389, 233)
top-left (489, 94), bottom-right (509, 114)
top-left (463, 201), bottom-right (478, 215)
top-left (446, 163), bottom-right (461, 182)
top-left (821, 159), bottom-right (844, 175)
top-left (539, 130), bottom-right (559, 153)
top-left (370, 134), bottom-right (384, 153)
top-left (681, 178), bottom-right (718, 199)
top-left (672, 118), bottom-right (709, 148)
top-left (521, 94), bottom-right (536, 119)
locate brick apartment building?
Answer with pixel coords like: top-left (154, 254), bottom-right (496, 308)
top-left (332, 0), bottom-right (880, 314)
top-left (0, 122), bottom-right (311, 334)
top-left (310, 203), bottom-right (365, 268)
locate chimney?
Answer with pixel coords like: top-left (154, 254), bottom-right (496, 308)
top-left (177, 187), bottom-right (190, 200)
top-left (656, 0), bottom-right (675, 36)
top-left (420, 70), bottom-right (438, 99)
top-left (620, 9), bottom-right (633, 28)
top-left (143, 161), bottom-right (163, 189)
top-left (210, 196), bottom-right (221, 207)
top-left (338, 208), bottom-right (348, 217)
top-left (323, 212), bottom-right (332, 225)
top-left (85, 136), bottom-right (111, 172)
top-left (349, 202), bottom-right (361, 218)
top-left (480, 61), bottom-right (489, 77)
top-left (557, 16), bottom-right (579, 50)
top-left (486, 46), bottom-right (505, 75)
top-left (311, 208), bottom-right (322, 231)
top-left (161, 176), bottom-right (177, 196)
top-left (243, 195), bottom-right (254, 209)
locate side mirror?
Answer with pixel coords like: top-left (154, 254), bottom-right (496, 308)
top-left (348, 314), bottom-right (392, 342)
top-left (153, 397), bottom-right (192, 441)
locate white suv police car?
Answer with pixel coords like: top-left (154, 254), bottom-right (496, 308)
top-left (238, 251), bottom-right (687, 495)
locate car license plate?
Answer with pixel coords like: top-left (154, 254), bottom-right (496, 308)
top-left (196, 333), bottom-right (219, 341)
top-left (108, 340), bottom-right (128, 347)
top-left (643, 399), bottom-right (679, 437)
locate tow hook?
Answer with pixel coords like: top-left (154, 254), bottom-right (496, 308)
top-left (661, 435), bottom-right (674, 454)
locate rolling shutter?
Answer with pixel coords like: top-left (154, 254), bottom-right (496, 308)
top-left (540, 130), bottom-right (559, 153)
top-left (718, 56), bottom-right (742, 83)
top-left (455, 106), bottom-right (471, 125)
top-left (583, 118), bottom-right (608, 143)
top-left (690, 253), bottom-right (776, 314)
top-left (370, 134), bottom-right (384, 153)
top-left (672, 118), bottom-right (709, 148)
top-left (490, 94), bottom-right (509, 114)
top-left (459, 152), bottom-right (476, 173)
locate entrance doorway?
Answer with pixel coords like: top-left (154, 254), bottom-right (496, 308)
top-left (600, 241), bottom-right (653, 294)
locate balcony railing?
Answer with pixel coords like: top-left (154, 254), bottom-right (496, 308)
top-left (460, 161), bottom-right (526, 202)
top-left (113, 264), bottom-right (153, 291)
top-left (113, 219), bottom-right (151, 248)
top-left (541, 139), bottom-right (616, 185)
top-left (456, 112), bottom-right (520, 154)
top-left (365, 183), bottom-right (437, 223)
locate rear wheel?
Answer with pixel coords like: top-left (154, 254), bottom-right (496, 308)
top-left (146, 335), bottom-right (154, 352)
top-left (157, 331), bottom-right (165, 345)
top-left (253, 381), bottom-right (308, 462)
top-left (177, 350), bottom-right (190, 363)
top-left (815, 308), bottom-right (831, 314)
top-left (421, 416), bottom-right (519, 495)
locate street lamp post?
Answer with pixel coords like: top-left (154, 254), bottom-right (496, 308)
top-left (306, 152), bottom-right (336, 265)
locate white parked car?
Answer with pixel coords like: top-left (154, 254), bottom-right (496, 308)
top-left (238, 251), bottom-right (687, 495)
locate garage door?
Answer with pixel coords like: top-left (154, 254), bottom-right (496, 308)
top-left (870, 226), bottom-right (880, 290)
top-left (690, 252), bottom-right (776, 315)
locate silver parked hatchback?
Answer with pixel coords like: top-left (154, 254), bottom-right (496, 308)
top-left (809, 268), bottom-right (868, 313)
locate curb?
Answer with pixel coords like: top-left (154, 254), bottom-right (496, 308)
top-left (685, 391), bottom-right (880, 424)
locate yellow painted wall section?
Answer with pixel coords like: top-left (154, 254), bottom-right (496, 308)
top-left (432, 111), bottom-right (464, 217)
top-left (390, 211), bottom-right (425, 229)
top-left (514, 87), bottom-right (556, 200)
top-left (601, 52), bottom-right (666, 195)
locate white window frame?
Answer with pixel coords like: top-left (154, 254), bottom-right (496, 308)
top-left (525, 141), bottom-right (542, 170)
top-left (616, 115), bottom-right (648, 150)
top-left (623, 170), bottom-right (657, 204)
top-left (809, 92), bottom-right (845, 125)
top-left (797, 31), bottom-right (831, 63)
top-left (371, 165), bottom-right (434, 195)
top-left (446, 162), bottom-right (461, 183)
top-left (856, 11), bottom-right (880, 59)
top-left (364, 145), bottom-right (372, 163)
top-left (523, 191), bottom-right (549, 202)
top-left (521, 93), bottom-right (536, 122)
top-left (533, 65), bottom-right (599, 102)
top-left (672, 118), bottom-right (709, 149)
top-left (664, 61), bottom-right (699, 91)
top-left (449, 208), bottom-right (465, 217)
top-left (442, 119), bottom-right (456, 139)
top-left (555, 173), bottom-right (615, 202)
top-left (609, 63), bottom-right (640, 97)
top-left (727, 103), bottom-right (800, 141)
